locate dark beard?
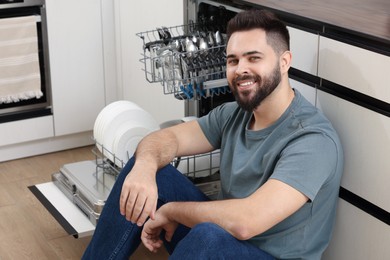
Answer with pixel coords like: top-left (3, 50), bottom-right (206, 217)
top-left (231, 64), bottom-right (281, 111)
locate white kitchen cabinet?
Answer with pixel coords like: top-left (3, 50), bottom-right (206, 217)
top-left (45, 0), bottom-right (108, 136)
top-left (318, 36), bottom-right (390, 103)
top-left (314, 30), bottom-right (390, 260)
top-left (323, 199), bottom-right (390, 259)
top-left (291, 23), bottom-right (390, 259)
top-left (0, 116), bottom-right (54, 147)
top-left (290, 79), bottom-right (316, 106)
top-left (114, 0), bottom-right (185, 124)
top-left (317, 90), bottom-right (390, 212)
top-left (289, 27), bottom-right (319, 75)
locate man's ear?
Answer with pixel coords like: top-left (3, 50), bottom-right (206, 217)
top-left (280, 50), bottom-right (292, 73)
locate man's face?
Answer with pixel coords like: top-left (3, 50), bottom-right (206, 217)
top-left (226, 29), bottom-right (282, 111)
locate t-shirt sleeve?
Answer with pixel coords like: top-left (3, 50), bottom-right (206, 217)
top-left (270, 132), bottom-right (339, 201)
top-left (197, 102), bottom-right (237, 149)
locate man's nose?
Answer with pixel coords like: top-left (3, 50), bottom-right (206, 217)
top-left (235, 61), bottom-right (250, 75)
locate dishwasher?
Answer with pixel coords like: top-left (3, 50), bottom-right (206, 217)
top-left (49, 0), bottom-right (242, 229)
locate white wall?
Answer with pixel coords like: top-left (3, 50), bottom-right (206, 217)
top-left (114, 0), bottom-right (185, 124)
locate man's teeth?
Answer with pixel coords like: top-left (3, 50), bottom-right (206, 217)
top-left (240, 81), bottom-right (254, 86)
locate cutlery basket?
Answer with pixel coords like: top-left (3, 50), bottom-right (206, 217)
top-left (137, 23), bottom-right (230, 100)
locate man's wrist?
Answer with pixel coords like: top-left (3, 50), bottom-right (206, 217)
top-left (161, 202), bottom-right (178, 221)
top-left (133, 158), bottom-right (158, 174)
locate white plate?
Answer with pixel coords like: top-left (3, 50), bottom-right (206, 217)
top-left (97, 102), bottom-right (142, 145)
top-left (94, 101), bottom-right (132, 142)
top-left (181, 116), bottom-right (198, 122)
top-left (94, 101), bottom-right (145, 158)
top-left (95, 101), bottom-right (160, 164)
top-left (101, 108), bottom-right (159, 156)
top-left (93, 101), bottom-right (141, 144)
top-left (111, 122), bottom-right (152, 167)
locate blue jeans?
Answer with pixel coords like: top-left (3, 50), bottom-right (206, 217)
top-left (82, 157), bottom-right (274, 260)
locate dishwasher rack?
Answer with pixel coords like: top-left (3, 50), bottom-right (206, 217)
top-left (93, 140), bottom-right (124, 179)
top-left (137, 24), bottom-right (230, 100)
top-left (94, 139), bottom-right (221, 198)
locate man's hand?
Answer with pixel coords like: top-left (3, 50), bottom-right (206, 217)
top-left (141, 204), bottom-right (178, 253)
top-left (119, 163), bottom-right (158, 226)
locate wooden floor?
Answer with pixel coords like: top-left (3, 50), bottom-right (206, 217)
top-left (0, 146), bottom-right (168, 260)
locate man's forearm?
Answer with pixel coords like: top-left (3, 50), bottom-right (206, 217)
top-left (161, 179), bottom-right (309, 241)
top-left (135, 129), bottom-right (179, 170)
top-left (163, 200), bottom-right (251, 240)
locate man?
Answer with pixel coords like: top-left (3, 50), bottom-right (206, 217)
top-left (83, 9), bottom-right (343, 259)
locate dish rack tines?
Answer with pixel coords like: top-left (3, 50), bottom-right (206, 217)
top-left (173, 150), bottom-right (220, 181)
top-left (173, 150), bottom-right (221, 199)
top-left (94, 138), bottom-right (221, 199)
top-left (137, 24), bottom-right (230, 100)
top-left (93, 140), bottom-right (124, 179)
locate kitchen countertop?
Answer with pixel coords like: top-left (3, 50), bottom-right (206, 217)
top-left (237, 0), bottom-right (390, 42)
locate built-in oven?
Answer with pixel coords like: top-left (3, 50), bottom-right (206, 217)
top-left (0, 0), bottom-right (51, 123)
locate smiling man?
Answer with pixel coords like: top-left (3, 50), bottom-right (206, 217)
top-left (83, 9), bottom-right (343, 260)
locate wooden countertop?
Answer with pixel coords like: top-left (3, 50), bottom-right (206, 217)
top-left (239, 0), bottom-right (390, 42)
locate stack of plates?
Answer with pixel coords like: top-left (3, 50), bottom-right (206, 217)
top-left (93, 101), bottom-right (160, 167)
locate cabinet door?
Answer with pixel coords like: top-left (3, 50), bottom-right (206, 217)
top-left (46, 0), bottom-right (106, 136)
top-left (0, 116), bottom-right (54, 147)
top-left (116, 0), bottom-right (185, 124)
top-left (318, 37), bottom-right (390, 103)
top-left (290, 78), bottom-right (316, 106)
top-left (323, 199), bottom-right (390, 260)
top-left (317, 90), bottom-right (390, 212)
top-left (288, 27), bottom-right (319, 75)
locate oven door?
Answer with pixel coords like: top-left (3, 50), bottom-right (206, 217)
top-left (0, 1), bottom-right (51, 122)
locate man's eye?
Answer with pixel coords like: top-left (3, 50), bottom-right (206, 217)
top-left (227, 59), bottom-right (238, 65)
top-left (249, 56), bottom-right (261, 62)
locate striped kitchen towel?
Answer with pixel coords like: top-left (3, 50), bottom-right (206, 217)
top-left (0, 15), bottom-right (43, 104)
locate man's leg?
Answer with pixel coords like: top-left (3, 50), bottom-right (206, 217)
top-left (82, 157), bottom-right (209, 259)
top-left (156, 162), bottom-right (210, 254)
top-left (169, 223), bottom-right (275, 260)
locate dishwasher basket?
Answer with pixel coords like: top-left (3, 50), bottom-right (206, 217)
top-left (137, 23), bottom-right (230, 100)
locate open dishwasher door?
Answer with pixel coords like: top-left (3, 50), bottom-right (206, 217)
top-left (29, 101), bottom-right (160, 237)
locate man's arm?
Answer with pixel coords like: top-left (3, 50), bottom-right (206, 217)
top-left (119, 120), bottom-right (214, 225)
top-left (142, 178), bottom-right (308, 251)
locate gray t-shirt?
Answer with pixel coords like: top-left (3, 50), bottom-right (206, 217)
top-left (197, 89), bottom-right (343, 260)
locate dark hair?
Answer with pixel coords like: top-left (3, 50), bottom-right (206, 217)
top-left (226, 9), bottom-right (290, 54)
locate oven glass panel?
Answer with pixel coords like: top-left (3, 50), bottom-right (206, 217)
top-left (0, 5), bottom-right (51, 121)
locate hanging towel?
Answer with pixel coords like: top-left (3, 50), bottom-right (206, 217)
top-left (0, 15), bottom-right (43, 104)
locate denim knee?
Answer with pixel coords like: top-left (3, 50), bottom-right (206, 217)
top-left (170, 223), bottom-right (275, 260)
top-left (194, 222), bottom-right (235, 247)
top-left (169, 223), bottom-right (225, 259)
top-left (191, 222), bottom-right (226, 241)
